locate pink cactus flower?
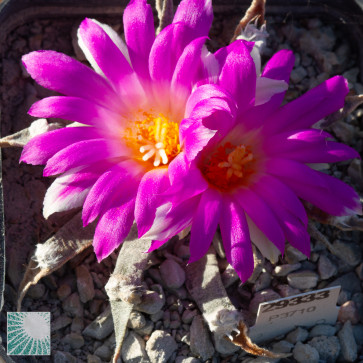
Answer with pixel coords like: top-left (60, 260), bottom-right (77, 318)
top-left (20, 0), bottom-right (289, 262)
top-left (143, 40), bottom-right (362, 281)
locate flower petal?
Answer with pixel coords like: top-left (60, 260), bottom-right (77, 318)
top-left (267, 158), bottom-right (362, 216)
top-left (78, 18), bottom-right (144, 107)
top-left (43, 162), bottom-right (113, 218)
top-left (255, 77), bottom-right (288, 106)
top-left (20, 127), bottom-right (101, 165)
top-left (123, 0), bottom-right (155, 81)
top-left (188, 188), bottom-right (222, 264)
top-left (219, 197), bottom-right (253, 282)
top-left (82, 162), bottom-right (141, 226)
top-left (93, 198), bottom-right (135, 261)
top-left (43, 139), bottom-right (128, 176)
top-left (29, 96), bottom-right (125, 131)
top-left (22, 51), bottom-right (121, 111)
top-left (246, 216), bottom-right (281, 264)
top-left (218, 40), bottom-right (256, 114)
top-left (172, 0), bottom-right (213, 41)
top-left (142, 196), bottom-right (200, 241)
top-left (264, 76), bottom-right (349, 134)
top-left (135, 168), bottom-right (170, 237)
top-left (235, 188), bottom-right (286, 253)
top-left (258, 49), bottom-right (295, 110)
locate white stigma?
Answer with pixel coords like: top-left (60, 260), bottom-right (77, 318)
top-left (139, 138), bottom-right (169, 166)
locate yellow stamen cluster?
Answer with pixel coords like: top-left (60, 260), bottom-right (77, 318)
top-left (124, 111), bottom-right (180, 167)
top-left (202, 142), bottom-right (254, 191)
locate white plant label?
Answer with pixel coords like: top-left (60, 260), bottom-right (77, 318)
top-left (249, 285), bottom-right (341, 343)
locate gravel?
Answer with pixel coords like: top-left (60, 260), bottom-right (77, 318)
top-left (1, 8), bottom-right (363, 363)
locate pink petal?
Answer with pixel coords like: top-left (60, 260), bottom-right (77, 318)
top-left (20, 127), bottom-right (101, 165)
top-left (252, 174), bottom-right (308, 226)
top-left (142, 195), bottom-right (200, 241)
top-left (29, 96), bottom-right (125, 131)
top-left (188, 188), bottom-right (222, 264)
top-left (43, 162), bottom-right (113, 218)
top-left (135, 168), bottom-right (170, 237)
top-left (22, 51), bottom-right (121, 112)
top-left (123, 0), bottom-right (155, 81)
top-left (93, 198), bottom-right (135, 261)
top-left (235, 188), bottom-right (286, 253)
top-left (219, 197), bottom-right (254, 282)
top-left (250, 182), bottom-right (310, 256)
top-left (264, 76), bottom-right (349, 135)
top-left (259, 49), bottom-right (295, 111)
top-left (267, 158), bottom-right (362, 216)
top-left (173, 0), bottom-right (213, 42)
top-left (218, 40), bottom-right (256, 114)
top-left (82, 162), bottom-right (141, 226)
top-left (78, 18), bottom-right (144, 106)
top-left (43, 138), bottom-right (128, 176)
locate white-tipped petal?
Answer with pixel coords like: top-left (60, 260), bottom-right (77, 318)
top-left (255, 77), bottom-right (288, 106)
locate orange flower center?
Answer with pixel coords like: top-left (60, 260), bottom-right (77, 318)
top-left (201, 142), bottom-right (255, 191)
top-left (124, 111), bottom-right (180, 167)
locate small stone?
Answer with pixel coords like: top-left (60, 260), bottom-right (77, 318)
top-left (317, 255), bottom-right (337, 280)
top-left (309, 324), bottom-right (336, 338)
top-left (352, 292), bottom-right (363, 322)
top-left (62, 292), bottom-right (83, 317)
top-left (327, 272), bottom-right (361, 294)
top-left (52, 316), bottom-right (72, 331)
top-left (150, 310), bottom-right (164, 322)
top-left (271, 340), bottom-right (294, 353)
top-left (285, 245), bottom-right (307, 264)
top-left (127, 311), bottom-right (146, 330)
top-left (83, 307), bottom-right (114, 340)
top-left (146, 330), bottom-right (178, 363)
top-left (355, 262), bottom-right (363, 280)
top-left (159, 259), bottom-right (186, 289)
top-left (94, 344), bottom-right (112, 361)
top-left (287, 271), bottom-right (319, 290)
top-left (71, 317), bottom-right (84, 333)
top-left (253, 272), bottom-right (272, 292)
top-left (121, 331), bottom-right (148, 363)
top-left (249, 289), bottom-right (281, 314)
top-left (273, 263), bottom-right (301, 277)
top-left (62, 333), bottom-right (84, 349)
top-left (275, 284), bottom-right (301, 297)
top-left (338, 321), bottom-right (357, 362)
top-left (87, 355), bottom-right (102, 363)
top-left (290, 66), bottom-right (308, 84)
top-left (57, 284), bottom-right (71, 301)
top-left (190, 315), bottom-right (215, 360)
top-left (331, 240), bottom-right (362, 267)
top-left (308, 336), bottom-right (340, 362)
top-left (338, 301), bottom-right (360, 324)
top-left (175, 357), bottom-right (201, 363)
top-left (27, 283), bottom-right (46, 299)
top-left (134, 284), bottom-right (165, 314)
top-left (76, 265), bottom-right (95, 303)
top-left (343, 67), bottom-right (360, 85)
top-left (135, 319), bottom-right (154, 336)
top-left (352, 324), bottom-right (363, 345)
top-left (337, 289), bottom-right (352, 306)
top-left (286, 327), bottom-right (309, 344)
top-left (54, 351), bottom-right (77, 363)
top-left (182, 309), bottom-right (198, 324)
top-left (293, 342), bottom-right (319, 363)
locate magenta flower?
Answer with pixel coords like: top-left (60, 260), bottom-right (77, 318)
top-left (20, 0), bottom-right (215, 260)
top-left (143, 40), bottom-right (362, 281)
